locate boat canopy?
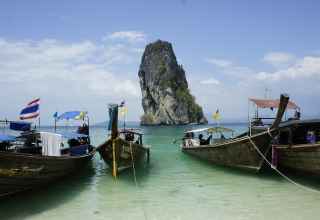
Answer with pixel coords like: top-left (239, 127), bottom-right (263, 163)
top-left (249, 98), bottom-right (299, 110)
top-left (9, 121), bottom-right (31, 131)
top-left (184, 127), bottom-right (211, 134)
top-left (120, 128), bottom-right (144, 135)
top-left (55, 131), bottom-right (88, 139)
top-left (57, 111), bottom-right (87, 121)
top-left (0, 134), bottom-right (16, 142)
top-left (185, 127), bottom-right (234, 134)
top-left (207, 127), bottom-right (234, 133)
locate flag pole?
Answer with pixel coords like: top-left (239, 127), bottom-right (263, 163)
top-left (123, 110), bottom-right (126, 130)
top-left (38, 97), bottom-right (40, 129)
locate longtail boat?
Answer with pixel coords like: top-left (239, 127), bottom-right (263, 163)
top-left (246, 96), bottom-right (320, 176)
top-left (0, 112), bottom-right (95, 198)
top-left (181, 94), bottom-right (289, 172)
top-left (271, 119), bottom-right (320, 176)
top-left (97, 104), bottom-right (150, 177)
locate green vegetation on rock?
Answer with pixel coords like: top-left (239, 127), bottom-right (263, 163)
top-left (140, 113), bottom-right (155, 125)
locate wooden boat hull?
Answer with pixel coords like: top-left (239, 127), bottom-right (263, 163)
top-left (182, 130), bottom-right (275, 172)
top-left (98, 138), bottom-right (149, 173)
top-left (275, 144), bottom-right (320, 175)
top-left (0, 150), bottom-right (95, 198)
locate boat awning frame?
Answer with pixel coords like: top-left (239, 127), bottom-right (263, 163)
top-left (249, 98), bottom-right (299, 110)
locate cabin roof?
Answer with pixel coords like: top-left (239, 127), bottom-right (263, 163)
top-left (279, 119), bottom-right (320, 128)
top-left (249, 98), bottom-right (299, 109)
top-left (119, 128), bottom-right (143, 135)
top-left (185, 127), bottom-right (234, 134)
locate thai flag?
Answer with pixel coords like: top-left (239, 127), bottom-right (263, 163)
top-left (20, 98), bottom-right (40, 120)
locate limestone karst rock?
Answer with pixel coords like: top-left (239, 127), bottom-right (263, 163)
top-left (138, 40), bottom-right (208, 125)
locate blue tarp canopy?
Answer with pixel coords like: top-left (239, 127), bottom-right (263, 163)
top-left (55, 131), bottom-right (88, 139)
top-left (9, 121), bottom-right (31, 131)
top-left (0, 134), bottom-right (16, 142)
top-left (57, 111), bottom-right (86, 121)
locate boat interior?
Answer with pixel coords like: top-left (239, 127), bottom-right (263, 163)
top-left (183, 127), bottom-right (235, 147)
top-left (120, 129), bottom-right (143, 145)
top-left (0, 120), bottom-right (93, 157)
top-left (276, 120), bottom-right (320, 145)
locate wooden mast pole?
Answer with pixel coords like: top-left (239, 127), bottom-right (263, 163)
top-left (111, 105), bottom-right (119, 178)
top-left (270, 94), bottom-right (289, 129)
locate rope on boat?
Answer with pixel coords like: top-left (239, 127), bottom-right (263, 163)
top-left (248, 136), bottom-right (320, 194)
top-left (129, 142), bottom-right (138, 185)
top-left (129, 142), bottom-right (148, 220)
top-left (267, 128), bottom-right (272, 137)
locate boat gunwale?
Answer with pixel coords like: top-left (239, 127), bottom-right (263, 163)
top-left (274, 143), bottom-right (320, 150)
top-left (0, 148), bottom-right (96, 160)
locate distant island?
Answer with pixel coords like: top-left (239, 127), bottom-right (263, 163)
top-left (138, 40), bottom-right (208, 125)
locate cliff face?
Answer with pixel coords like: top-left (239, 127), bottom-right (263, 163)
top-left (138, 40), bottom-right (208, 125)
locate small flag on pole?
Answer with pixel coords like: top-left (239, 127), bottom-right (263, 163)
top-left (20, 98), bottom-right (40, 120)
top-left (119, 106), bottom-right (128, 116)
top-left (119, 100), bottom-right (125, 107)
top-left (75, 111), bottom-right (86, 120)
top-left (53, 112), bottom-right (58, 119)
top-left (119, 100), bottom-right (127, 116)
top-left (212, 109), bottom-right (220, 121)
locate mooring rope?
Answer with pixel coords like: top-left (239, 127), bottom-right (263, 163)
top-left (112, 139), bottom-right (117, 178)
top-left (130, 142), bottom-right (138, 185)
top-left (267, 127), bottom-right (273, 137)
top-left (248, 136), bottom-right (320, 194)
top-left (129, 142), bottom-right (148, 220)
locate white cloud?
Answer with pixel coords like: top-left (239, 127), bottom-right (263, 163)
top-left (262, 52), bottom-right (295, 67)
top-left (200, 78), bottom-right (220, 85)
top-left (256, 56), bottom-right (320, 81)
top-left (205, 58), bottom-right (232, 67)
top-left (102, 43), bottom-right (143, 65)
top-left (206, 57), bottom-right (253, 79)
top-left (197, 53), bottom-right (320, 120)
top-left (0, 37), bottom-right (143, 123)
top-left (106, 31), bottom-right (146, 43)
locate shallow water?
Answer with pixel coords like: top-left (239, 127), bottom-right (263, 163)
top-left (1, 124), bottom-right (320, 220)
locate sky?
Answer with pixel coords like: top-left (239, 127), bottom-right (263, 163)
top-left (1, 0), bottom-right (320, 124)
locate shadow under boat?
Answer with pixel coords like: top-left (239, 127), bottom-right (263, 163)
top-left (0, 162), bottom-right (96, 220)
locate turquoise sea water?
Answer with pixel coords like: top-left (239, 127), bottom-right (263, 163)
top-left (1, 124), bottom-right (320, 220)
